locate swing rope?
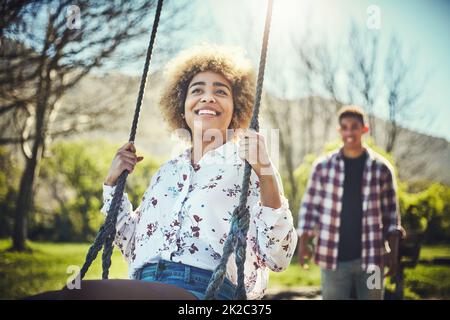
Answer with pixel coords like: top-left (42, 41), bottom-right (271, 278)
top-left (205, 0), bottom-right (274, 300)
top-left (78, 0), bottom-right (164, 281)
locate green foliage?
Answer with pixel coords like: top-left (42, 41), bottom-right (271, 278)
top-left (399, 182), bottom-right (450, 242)
top-left (33, 139), bottom-right (161, 242)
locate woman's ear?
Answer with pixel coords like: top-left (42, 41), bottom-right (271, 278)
top-left (363, 125), bottom-right (369, 133)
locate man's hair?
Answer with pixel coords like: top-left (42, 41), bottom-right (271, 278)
top-left (337, 105), bottom-right (367, 126)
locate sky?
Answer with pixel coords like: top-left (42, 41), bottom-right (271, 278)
top-left (29, 0), bottom-right (447, 141)
top-left (192, 0), bottom-right (450, 141)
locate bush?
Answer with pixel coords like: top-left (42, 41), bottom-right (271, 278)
top-left (399, 183), bottom-right (450, 243)
top-left (31, 139), bottom-right (162, 242)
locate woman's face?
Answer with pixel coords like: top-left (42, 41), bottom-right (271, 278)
top-left (184, 71), bottom-right (234, 141)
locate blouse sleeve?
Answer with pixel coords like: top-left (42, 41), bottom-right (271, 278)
top-left (247, 167), bottom-right (298, 272)
top-left (100, 184), bottom-right (141, 263)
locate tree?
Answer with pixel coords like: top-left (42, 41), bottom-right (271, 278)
top-left (0, 0), bottom-right (190, 251)
top-left (346, 22), bottom-right (380, 139)
top-left (384, 37), bottom-right (424, 153)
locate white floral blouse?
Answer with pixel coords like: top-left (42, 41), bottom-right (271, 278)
top-left (100, 139), bottom-right (297, 299)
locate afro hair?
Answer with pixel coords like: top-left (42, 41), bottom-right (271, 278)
top-left (159, 44), bottom-right (256, 136)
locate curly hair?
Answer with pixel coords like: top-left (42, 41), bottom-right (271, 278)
top-left (159, 45), bottom-right (256, 136)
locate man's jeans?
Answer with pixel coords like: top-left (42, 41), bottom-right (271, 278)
top-left (321, 258), bottom-right (384, 300)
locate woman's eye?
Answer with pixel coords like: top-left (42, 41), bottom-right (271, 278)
top-left (191, 88), bottom-right (201, 94)
top-left (216, 89), bottom-right (227, 95)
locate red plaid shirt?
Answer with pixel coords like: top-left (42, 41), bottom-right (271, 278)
top-left (297, 147), bottom-right (402, 270)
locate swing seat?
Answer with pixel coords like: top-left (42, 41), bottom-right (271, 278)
top-left (24, 279), bottom-right (198, 300)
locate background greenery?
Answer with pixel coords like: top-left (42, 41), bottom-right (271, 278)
top-left (1, 239), bottom-right (448, 300)
top-left (0, 139), bottom-right (449, 299)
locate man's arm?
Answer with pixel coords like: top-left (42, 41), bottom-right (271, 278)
top-left (297, 162), bottom-right (322, 267)
top-left (380, 165), bottom-right (405, 276)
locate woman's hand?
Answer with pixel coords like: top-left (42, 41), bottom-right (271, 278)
top-left (237, 129), bottom-right (282, 209)
top-left (237, 129), bottom-right (273, 177)
top-left (104, 141), bottom-right (144, 186)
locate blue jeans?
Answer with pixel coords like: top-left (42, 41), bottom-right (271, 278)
top-left (137, 260), bottom-right (236, 300)
top-left (321, 259), bottom-right (384, 300)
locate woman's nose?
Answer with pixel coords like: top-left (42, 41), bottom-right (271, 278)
top-left (200, 95), bottom-right (216, 103)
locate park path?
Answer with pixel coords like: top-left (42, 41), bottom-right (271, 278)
top-left (264, 286), bottom-right (322, 300)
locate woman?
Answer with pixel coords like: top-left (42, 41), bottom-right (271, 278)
top-left (102, 45), bottom-right (297, 300)
top-left (30, 45), bottom-right (297, 300)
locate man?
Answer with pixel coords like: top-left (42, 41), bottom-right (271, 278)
top-left (297, 106), bottom-right (404, 300)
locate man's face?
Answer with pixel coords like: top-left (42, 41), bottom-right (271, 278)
top-left (338, 116), bottom-right (368, 148)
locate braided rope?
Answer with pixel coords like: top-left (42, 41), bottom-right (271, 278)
top-left (78, 0), bottom-right (164, 281)
top-left (205, 0), bottom-right (274, 300)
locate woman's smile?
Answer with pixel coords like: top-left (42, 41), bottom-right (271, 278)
top-left (194, 107), bottom-right (222, 117)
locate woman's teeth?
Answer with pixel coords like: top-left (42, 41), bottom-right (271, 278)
top-left (197, 109), bottom-right (218, 116)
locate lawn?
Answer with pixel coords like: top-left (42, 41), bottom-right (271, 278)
top-left (268, 244), bottom-right (450, 299)
top-left (0, 239), bottom-right (449, 299)
top-left (0, 239), bottom-right (128, 299)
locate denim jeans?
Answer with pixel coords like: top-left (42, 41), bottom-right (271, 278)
top-left (321, 258), bottom-right (384, 300)
top-left (137, 259), bottom-right (236, 300)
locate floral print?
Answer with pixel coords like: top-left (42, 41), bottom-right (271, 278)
top-left (100, 139), bottom-right (297, 299)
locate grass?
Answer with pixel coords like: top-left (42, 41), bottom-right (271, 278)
top-left (400, 244), bottom-right (450, 299)
top-left (268, 244), bottom-right (450, 299)
top-left (269, 260), bottom-right (321, 289)
top-left (417, 245), bottom-right (450, 261)
top-left (0, 239), bottom-right (449, 299)
top-left (0, 239), bottom-right (128, 299)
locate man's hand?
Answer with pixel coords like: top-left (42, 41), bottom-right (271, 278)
top-left (384, 231), bottom-right (401, 277)
top-left (384, 251), bottom-right (398, 277)
top-left (297, 233), bottom-right (313, 269)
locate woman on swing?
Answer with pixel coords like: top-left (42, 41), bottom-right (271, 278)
top-left (33, 45), bottom-right (297, 300)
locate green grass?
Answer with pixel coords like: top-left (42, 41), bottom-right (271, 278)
top-left (269, 260), bottom-right (321, 289)
top-left (403, 265), bottom-right (450, 299)
top-left (268, 244), bottom-right (450, 299)
top-left (418, 244), bottom-right (450, 261)
top-left (0, 239), bottom-right (128, 299)
top-left (1, 239), bottom-right (449, 299)
top-left (404, 245), bottom-right (450, 299)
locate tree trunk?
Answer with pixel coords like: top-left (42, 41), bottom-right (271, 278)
top-left (12, 141), bottom-right (44, 251)
top-left (12, 50), bottom-right (50, 251)
top-left (386, 121), bottom-right (397, 153)
top-left (12, 101), bottom-right (46, 250)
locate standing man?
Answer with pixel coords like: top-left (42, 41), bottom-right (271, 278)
top-left (297, 106), bottom-right (404, 300)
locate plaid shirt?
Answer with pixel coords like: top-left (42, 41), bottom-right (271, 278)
top-left (297, 146), bottom-right (402, 270)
